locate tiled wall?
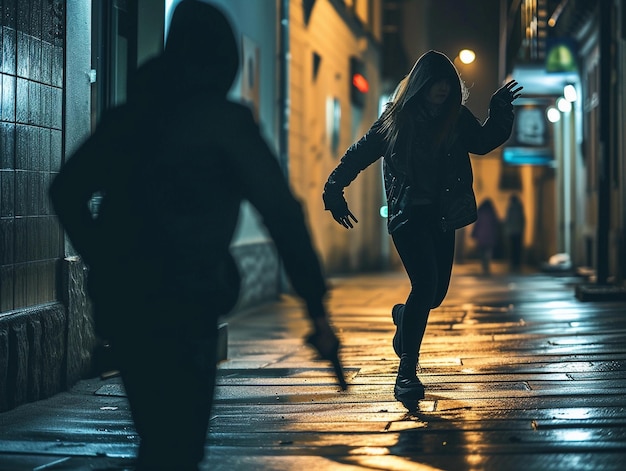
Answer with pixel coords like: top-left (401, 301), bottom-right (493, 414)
top-left (231, 241), bottom-right (280, 311)
top-left (0, 0), bottom-right (65, 313)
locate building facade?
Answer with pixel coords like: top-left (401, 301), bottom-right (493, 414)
top-left (501, 0), bottom-right (626, 284)
top-left (0, 0), bottom-right (384, 411)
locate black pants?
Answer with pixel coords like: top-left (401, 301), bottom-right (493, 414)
top-left (110, 303), bottom-right (218, 471)
top-left (391, 206), bottom-right (455, 360)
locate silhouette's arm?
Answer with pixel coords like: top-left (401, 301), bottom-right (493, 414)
top-left (224, 107), bottom-right (326, 303)
top-left (49, 117), bottom-right (116, 265)
top-left (222, 105), bottom-right (346, 389)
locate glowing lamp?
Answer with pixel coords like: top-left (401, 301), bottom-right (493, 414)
top-left (459, 49), bottom-right (476, 64)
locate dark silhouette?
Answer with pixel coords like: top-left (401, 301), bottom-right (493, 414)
top-left (323, 50), bottom-right (521, 403)
top-left (504, 193), bottom-right (526, 271)
top-left (49, 2), bottom-right (343, 469)
top-left (471, 198), bottom-right (500, 275)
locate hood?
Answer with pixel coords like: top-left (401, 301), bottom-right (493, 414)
top-left (164, 0), bottom-right (239, 96)
top-left (399, 50), bottom-right (462, 110)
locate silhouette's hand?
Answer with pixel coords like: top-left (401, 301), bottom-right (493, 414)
top-left (307, 317), bottom-right (347, 390)
top-left (491, 79), bottom-right (523, 109)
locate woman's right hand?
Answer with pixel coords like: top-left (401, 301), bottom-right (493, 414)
top-left (329, 205), bottom-right (359, 229)
top-left (323, 192), bottom-right (359, 229)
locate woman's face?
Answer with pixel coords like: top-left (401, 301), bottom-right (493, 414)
top-left (425, 79), bottom-right (451, 105)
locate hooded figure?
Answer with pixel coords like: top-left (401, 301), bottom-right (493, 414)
top-left (49, 2), bottom-right (341, 469)
top-left (323, 50), bottom-right (522, 405)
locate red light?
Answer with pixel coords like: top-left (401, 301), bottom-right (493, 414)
top-left (352, 73), bottom-right (369, 93)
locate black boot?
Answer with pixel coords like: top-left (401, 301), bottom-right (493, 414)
top-left (391, 304), bottom-right (404, 358)
top-left (394, 354), bottom-right (425, 401)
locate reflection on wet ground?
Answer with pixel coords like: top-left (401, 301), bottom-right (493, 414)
top-left (1, 262), bottom-right (626, 470)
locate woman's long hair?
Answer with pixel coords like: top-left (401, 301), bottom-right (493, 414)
top-left (379, 51), bottom-right (469, 172)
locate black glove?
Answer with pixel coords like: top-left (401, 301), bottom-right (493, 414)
top-left (490, 79), bottom-right (523, 113)
top-left (323, 192), bottom-right (358, 229)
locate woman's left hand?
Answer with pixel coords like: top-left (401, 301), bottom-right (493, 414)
top-left (492, 79), bottom-right (523, 106)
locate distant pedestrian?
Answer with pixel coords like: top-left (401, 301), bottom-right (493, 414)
top-left (49, 2), bottom-right (343, 470)
top-left (471, 198), bottom-right (500, 275)
top-left (504, 193), bottom-right (526, 271)
top-left (322, 50), bottom-right (521, 403)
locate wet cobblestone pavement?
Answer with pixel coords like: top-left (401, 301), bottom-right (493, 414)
top-left (2, 262), bottom-right (626, 470)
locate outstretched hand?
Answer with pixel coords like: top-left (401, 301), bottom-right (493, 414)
top-left (493, 79), bottom-right (523, 105)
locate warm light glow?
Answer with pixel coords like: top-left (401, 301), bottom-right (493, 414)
top-left (349, 447), bottom-right (389, 456)
top-left (547, 107), bottom-right (561, 123)
top-left (557, 97), bottom-right (572, 112)
top-left (564, 84), bottom-right (577, 102)
top-left (352, 73), bottom-right (369, 93)
top-left (347, 455), bottom-right (445, 470)
top-left (458, 49), bottom-right (476, 64)
top-left (466, 453), bottom-right (484, 467)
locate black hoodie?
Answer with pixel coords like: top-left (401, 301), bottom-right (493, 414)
top-left (128, 0), bottom-right (239, 103)
top-left (50, 0), bottom-right (328, 336)
top-left (398, 50), bottom-right (463, 112)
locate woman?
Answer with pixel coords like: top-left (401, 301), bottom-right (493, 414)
top-left (323, 50), bottom-right (522, 401)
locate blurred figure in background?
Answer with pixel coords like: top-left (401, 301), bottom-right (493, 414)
top-left (472, 198), bottom-right (500, 275)
top-left (49, 2), bottom-right (342, 469)
top-left (504, 193), bottom-right (526, 272)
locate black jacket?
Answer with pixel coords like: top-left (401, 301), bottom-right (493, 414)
top-left (323, 104), bottom-right (513, 233)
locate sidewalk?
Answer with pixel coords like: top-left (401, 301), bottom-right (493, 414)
top-left (2, 262), bottom-right (626, 470)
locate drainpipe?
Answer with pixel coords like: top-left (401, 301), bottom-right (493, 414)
top-left (597, 0), bottom-right (612, 285)
top-left (278, 0), bottom-right (290, 177)
top-left (498, 0), bottom-right (507, 83)
top-left (277, 0), bottom-right (290, 293)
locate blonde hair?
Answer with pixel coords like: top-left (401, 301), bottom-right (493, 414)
top-left (378, 75), bottom-right (412, 152)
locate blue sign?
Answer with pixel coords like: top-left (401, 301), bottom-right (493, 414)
top-left (503, 102), bottom-right (554, 166)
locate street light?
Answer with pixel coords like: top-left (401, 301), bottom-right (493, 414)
top-left (458, 49), bottom-right (476, 64)
top-left (563, 84), bottom-right (577, 102)
top-left (556, 97), bottom-right (572, 113)
top-left (547, 106), bottom-right (561, 123)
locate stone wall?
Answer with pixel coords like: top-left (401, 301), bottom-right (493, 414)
top-left (0, 303), bottom-right (66, 412)
top-left (0, 257), bottom-right (95, 412)
top-left (0, 241), bottom-right (281, 412)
